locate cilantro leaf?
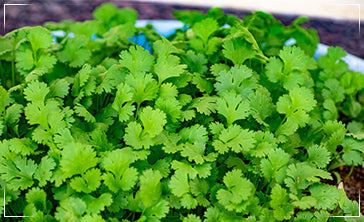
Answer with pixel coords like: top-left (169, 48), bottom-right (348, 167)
top-left (247, 86), bottom-right (275, 126)
top-left (112, 82), bottom-right (135, 122)
top-left (212, 124), bottom-right (256, 154)
top-left (60, 143), bottom-right (98, 178)
top-left (82, 193), bottom-right (113, 214)
top-left (222, 36), bottom-right (256, 65)
top-left (34, 156), bottom-right (56, 187)
top-left (24, 80), bottom-right (50, 104)
top-left (0, 156), bottom-right (37, 190)
top-left (119, 45), bottom-right (154, 74)
top-left (310, 184), bottom-right (339, 210)
top-left (137, 169), bottom-right (163, 208)
top-left (216, 92), bottom-right (250, 125)
top-left (169, 171), bottom-right (189, 197)
top-left (139, 106), bottom-right (167, 137)
top-left (190, 96), bottom-right (217, 116)
top-left (102, 150), bottom-right (139, 193)
top-left (57, 35), bottom-right (91, 67)
top-left (260, 148), bottom-right (290, 180)
top-left (276, 87), bottom-right (316, 136)
top-left (215, 65), bottom-right (257, 99)
top-left (154, 54), bottom-right (187, 84)
top-left (192, 18), bottom-right (218, 45)
top-left (216, 169), bottom-right (254, 210)
top-left (125, 71), bottom-right (159, 107)
top-left (124, 121), bottom-right (153, 149)
top-left (306, 145), bottom-right (330, 168)
top-left (27, 26), bottom-right (53, 53)
top-left (270, 184), bottom-right (294, 221)
top-left (265, 46), bottom-right (310, 90)
top-left (322, 120), bottom-right (346, 153)
top-left (70, 168), bottom-right (102, 193)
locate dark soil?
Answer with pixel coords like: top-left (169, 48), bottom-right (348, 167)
top-left (1, 0), bottom-right (363, 214)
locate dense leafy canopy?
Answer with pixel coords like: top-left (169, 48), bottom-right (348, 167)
top-left (0, 3), bottom-right (363, 221)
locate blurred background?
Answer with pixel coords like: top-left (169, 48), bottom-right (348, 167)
top-left (1, 0), bottom-right (364, 59)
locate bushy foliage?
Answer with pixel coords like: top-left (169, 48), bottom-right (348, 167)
top-left (0, 3), bottom-right (363, 221)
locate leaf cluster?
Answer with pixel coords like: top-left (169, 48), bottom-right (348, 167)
top-left (0, 3), bottom-right (363, 221)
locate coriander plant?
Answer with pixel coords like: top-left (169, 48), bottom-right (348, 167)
top-left (0, 3), bottom-right (363, 222)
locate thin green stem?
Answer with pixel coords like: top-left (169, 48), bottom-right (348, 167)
top-left (344, 164), bottom-right (355, 181)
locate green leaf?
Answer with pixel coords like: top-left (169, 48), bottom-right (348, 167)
top-left (192, 18), bottom-right (218, 44)
top-left (96, 64), bottom-right (125, 94)
top-left (112, 82), bottom-right (135, 122)
top-left (153, 38), bottom-right (184, 57)
top-left (260, 148), bottom-right (290, 180)
top-left (306, 145), bottom-right (330, 168)
top-left (139, 106), bottom-right (167, 137)
top-left (250, 131), bottom-right (277, 157)
top-left (180, 124), bottom-right (209, 164)
top-left (317, 47), bottom-right (347, 74)
top-left (125, 71), bottom-right (159, 106)
top-left (285, 162), bottom-right (332, 193)
top-left (169, 171), bottom-right (189, 197)
top-left (322, 120), bottom-right (346, 153)
top-left (55, 197), bottom-right (87, 222)
top-left (70, 168), bottom-right (102, 193)
top-left (279, 46), bottom-right (309, 73)
top-left (265, 47), bottom-right (309, 90)
top-left (119, 45), bottom-right (154, 74)
top-left (162, 132), bottom-right (183, 154)
top-left (74, 103), bottom-right (96, 123)
top-left (183, 214), bottom-right (201, 222)
top-left (216, 169), bottom-right (254, 210)
top-left (247, 86), bottom-right (274, 126)
top-left (270, 184), bottom-right (294, 221)
top-left (27, 26), bottom-right (54, 53)
top-left (222, 37), bottom-right (256, 65)
top-left (144, 199), bottom-right (170, 220)
top-left (34, 156), bottom-right (56, 187)
top-left (124, 121), bottom-right (154, 149)
top-left (82, 193), bottom-right (113, 214)
top-left (155, 97), bottom-right (182, 126)
top-left (291, 195), bottom-right (317, 210)
top-left (102, 149), bottom-right (139, 192)
top-left (309, 184), bottom-right (339, 210)
top-left (190, 96), bottom-right (217, 116)
top-left (60, 143), bottom-right (98, 178)
top-left (0, 156), bottom-right (37, 190)
top-left (24, 80), bottom-right (50, 104)
top-left (138, 169), bottom-right (163, 208)
top-left (340, 72), bottom-right (364, 94)
top-left (25, 187), bottom-right (47, 212)
top-left (154, 54), bottom-right (187, 84)
top-left (7, 138), bottom-right (37, 156)
top-left (215, 65), bottom-right (257, 99)
top-left (276, 87), bottom-right (316, 136)
top-left (212, 124), bottom-right (256, 154)
top-left (322, 79), bottom-right (345, 103)
top-left (49, 78), bottom-right (70, 98)
top-left (16, 49), bottom-right (34, 70)
top-left (216, 92), bottom-right (250, 125)
top-left (57, 35), bottom-right (91, 67)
